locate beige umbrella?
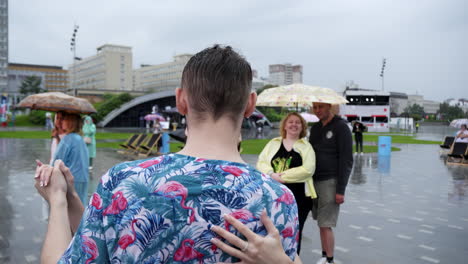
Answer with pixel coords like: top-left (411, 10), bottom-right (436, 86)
top-left (16, 92), bottom-right (97, 114)
top-left (256, 83), bottom-right (348, 108)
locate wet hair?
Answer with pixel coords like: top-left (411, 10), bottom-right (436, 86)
top-left (279, 112), bottom-right (308, 139)
top-left (59, 112), bottom-right (83, 134)
top-left (462, 124), bottom-right (467, 130)
top-left (181, 44), bottom-right (252, 123)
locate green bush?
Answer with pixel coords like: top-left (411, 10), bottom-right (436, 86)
top-left (29, 110), bottom-right (48, 125)
top-left (93, 93), bottom-right (134, 122)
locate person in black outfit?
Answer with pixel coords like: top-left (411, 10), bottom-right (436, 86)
top-left (309, 103), bottom-right (353, 264)
top-left (352, 121), bottom-right (366, 154)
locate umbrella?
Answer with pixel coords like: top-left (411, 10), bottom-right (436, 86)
top-left (16, 92), bottom-right (96, 114)
top-left (256, 83), bottom-right (348, 108)
top-left (251, 111), bottom-right (264, 119)
top-left (144, 113), bottom-right (166, 122)
top-left (450, 119), bottom-right (468, 128)
top-left (300, 112), bottom-right (319, 123)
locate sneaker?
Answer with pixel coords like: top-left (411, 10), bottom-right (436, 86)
top-left (89, 166), bottom-right (93, 170)
top-left (316, 257), bottom-right (326, 264)
top-left (360, 152), bottom-right (364, 155)
top-left (354, 152), bottom-right (357, 155)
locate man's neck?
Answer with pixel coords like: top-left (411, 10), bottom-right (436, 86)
top-left (178, 117), bottom-right (244, 163)
top-left (321, 114), bottom-right (334, 127)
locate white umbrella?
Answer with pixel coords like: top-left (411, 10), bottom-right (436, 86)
top-left (300, 112), bottom-right (319, 123)
top-left (256, 83), bottom-right (348, 108)
top-left (450, 119), bottom-right (468, 128)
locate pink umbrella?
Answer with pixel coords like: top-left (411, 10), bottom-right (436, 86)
top-left (144, 113), bottom-right (165, 122)
top-left (300, 112), bottom-right (319, 123)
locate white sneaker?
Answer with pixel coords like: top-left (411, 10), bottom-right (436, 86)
top-left (360, 152), bottom-right (364, 155)
top-left (316, 257), bottom-right (327, 264)
top-left (89, 166), bottom-right (93, 170)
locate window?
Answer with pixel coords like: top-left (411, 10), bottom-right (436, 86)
top-left (361, 116), bottom-right (373, 123)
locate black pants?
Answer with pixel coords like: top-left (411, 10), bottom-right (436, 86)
top-left (284, 183), bottom-right (313, 255)
top-left (354, 132), bottom-right (363, 152)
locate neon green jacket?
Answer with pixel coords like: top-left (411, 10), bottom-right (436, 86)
top-left (257, 137), bottom-right (317, 198)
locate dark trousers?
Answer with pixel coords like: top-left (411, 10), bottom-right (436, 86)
top-left (284, 183), bottom-right (313, 255)
top-left (354, 132), bottom-right (363, 152)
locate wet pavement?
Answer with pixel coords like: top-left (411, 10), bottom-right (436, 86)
top-left (1, 126), bottom-right (467, 263)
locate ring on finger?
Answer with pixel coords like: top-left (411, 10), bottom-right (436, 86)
top-left (240, 241), bottom-right (249, 252)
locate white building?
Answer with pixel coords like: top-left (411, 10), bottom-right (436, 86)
top-left (133, 54), bottom-right (192, 93)
top-left (68, 44), bottom-right (133, 96)
top-left (389, 92), bottom-right (408, 116)
top-left (0, 0), bottom-right (8, 93)
top-left (268, 64), bottom-right (302, 85)
top-left (422, 100), bottom-right (439, 114)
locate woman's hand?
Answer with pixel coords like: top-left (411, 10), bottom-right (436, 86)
top-left (34, 160), bottom-right (68, 205)
top-left (35, 159), bottom-right (77, 197)
top-left (270, 172), bottom-right (285, 183)
top-left (210, 210), bottom-right (297, 264)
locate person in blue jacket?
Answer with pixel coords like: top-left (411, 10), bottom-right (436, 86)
top-left (53, 111), bottom-right (89, 204)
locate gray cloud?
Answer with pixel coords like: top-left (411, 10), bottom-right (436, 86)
top-left (9, 0), bottom-right (467, 101)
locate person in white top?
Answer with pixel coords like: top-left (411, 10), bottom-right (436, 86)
top-left (455, 124), bottom-right (468, 143)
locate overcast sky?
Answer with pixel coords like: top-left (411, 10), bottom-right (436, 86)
top-left (9, 0), bottom-right (467, 101)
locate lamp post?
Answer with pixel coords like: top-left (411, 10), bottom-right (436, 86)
top-left (70, 24), bottom-right (79, 96)
top-left (380, 58), bottom-right (386, 91)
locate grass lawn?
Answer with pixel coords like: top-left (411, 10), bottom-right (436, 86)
top-left (0, 130), bottom-right (432, 154)
top-left (363, 134), bottom-right (440, 145)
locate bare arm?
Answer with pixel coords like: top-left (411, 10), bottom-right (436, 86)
top-left (36, 160), bottom-right (85, 234)
top-left (35, 160), bottom-right (73, 264)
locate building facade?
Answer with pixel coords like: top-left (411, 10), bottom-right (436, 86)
top-left (133, 54), bottom-right (192, 93)
top-left (0, 0), bottom-right (8, 94)
top-left (422, 100), bottom-right (439, 114)
top-left (268, 64), bottom-right (302, 85)
top-left (68, 44), bottom-right (133, 96)
top-left (389, 92), bottom-right (408, 116)
top-left (8, 63), bottom-right (68, 97)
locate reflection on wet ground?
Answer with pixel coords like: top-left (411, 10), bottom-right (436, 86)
top-left (1, 126), bottom-right (467, 263)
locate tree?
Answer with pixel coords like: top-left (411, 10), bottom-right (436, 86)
top-left (20, 76), bottom-right (44, 96)
top-left (437, 102), bottom-right (465, 121)
top-left (404, 103), bottom-right (425, 116)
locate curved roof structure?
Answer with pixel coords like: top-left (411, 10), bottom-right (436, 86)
top-left (99, 90), bottom-right (176, 127)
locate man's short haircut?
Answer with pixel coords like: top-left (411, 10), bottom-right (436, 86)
top-left (181, 44), bottom-right (252, 122)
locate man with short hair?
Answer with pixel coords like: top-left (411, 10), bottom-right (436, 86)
top-left (35, 45), bottom-right (300, 264)
top-left (309, 102), bottom-right (353, 264)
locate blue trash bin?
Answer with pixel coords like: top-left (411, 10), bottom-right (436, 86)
top-left (378, 136), bottom-right (392, 156)
top-left (161, 132), bottom-right (170, 154)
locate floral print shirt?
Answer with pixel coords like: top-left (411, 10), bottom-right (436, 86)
top-left (59, 153), bottom-right (299, 263)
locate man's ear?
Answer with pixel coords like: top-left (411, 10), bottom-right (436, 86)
top-left (176, 88), bottom-right (188, 115)
top-left (244, 92), bottom-right (257, 118)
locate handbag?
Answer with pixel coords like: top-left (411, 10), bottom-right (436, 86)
top-left (84, 136), bottom-right (92, 144)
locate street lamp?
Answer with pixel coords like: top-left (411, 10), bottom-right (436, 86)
top-left (380, 58), bottom-right (386, 91)
top-left (70, 24), bottom-right (79, 96)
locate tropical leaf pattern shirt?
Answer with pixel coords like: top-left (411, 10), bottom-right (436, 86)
top-left (58, 153), bottom-right (299, 264)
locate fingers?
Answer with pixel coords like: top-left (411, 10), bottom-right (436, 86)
top-left (36, 165), bottom-right (53, 187)
top-left (260, 210), bottom-right (278, 236)
top-left (35, 159), bottom-right (43, 167)
top-left (223, 214), bottom-right (257, 242)
top-left (211, 237), bottom-right (245, 260)
top-left (59, 161), bottom-right (75, 187)
top-left (211, 224), bottom-right (249, 250)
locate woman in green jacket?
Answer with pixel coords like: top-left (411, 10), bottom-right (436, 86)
top-left (257, 112), bottom-right (316, 254)
top-left (82, 116), bottom-right (96, 170)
